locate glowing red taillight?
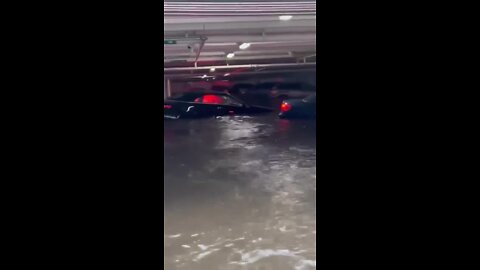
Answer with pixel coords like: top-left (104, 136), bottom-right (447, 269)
top-left (280, 101), bottom-right (292, 112)
top-left (164, 105), bottom-right (172, 110)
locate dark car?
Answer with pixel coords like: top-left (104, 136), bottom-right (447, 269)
top-left (164, 92), bottom-right (272, 119)
top-left (230, 83), bottom-right (255, 96)
top-left (210, 85), bottom-right (230, 93)
top-left (232, 82), bottom-right (315, 108)
top-left (278, 94), bottom-right (316, 119)
top-left (253, 82), bottom-right (314, 99)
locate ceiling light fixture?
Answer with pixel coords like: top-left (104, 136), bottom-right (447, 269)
top-left (279, 15), bottom-right (293, 21)
top-left (210, 67), bottom-right (215, 72)
top-left (239, 43), bottom-right (251, 50)
top-left (226, 53), bottom-right (235, 59)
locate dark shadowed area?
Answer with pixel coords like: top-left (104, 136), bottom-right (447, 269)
top-left (164, 114), bottom-right (316, 269)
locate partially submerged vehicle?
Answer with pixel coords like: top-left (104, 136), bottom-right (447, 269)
top-left (164, 92), bottom-right (272, 119)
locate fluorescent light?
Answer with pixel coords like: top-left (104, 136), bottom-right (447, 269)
top-left (279, 15), bottom-right (293, 21)
top-left (226, 53), bottom-right (235, 59)
top-left (224, 73), bottom-right (230, 77)
top-left (210, 67), bottom-right (215, 72)
top-left (201, 74), bottom-right (207, 78)
top-left (239, 43), bottom-right (250, 50)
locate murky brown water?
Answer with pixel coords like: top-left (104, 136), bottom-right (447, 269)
top-left (165, 114), bottom-right (316, 269)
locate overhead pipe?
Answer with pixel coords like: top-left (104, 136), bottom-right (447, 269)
top-left (164, 62), bottom-right (315, 72)
top-left (165, 55), bottom-right (302, 63)
top-left (163, 36), bottom-right (203, 44)
top-left (195, 33), bottom-right (315, 43)
top-left (165, 21), bottom-right (315, 34)
top-left (165, 15), bottom-right (316, 24)
top-left (303, 53), bottom-right (316, 59)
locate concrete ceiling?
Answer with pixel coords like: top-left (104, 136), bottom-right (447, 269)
top-left (164, 1), bottom-right (316, 68)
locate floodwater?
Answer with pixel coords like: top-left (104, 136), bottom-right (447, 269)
top-left (164, 114), bottom-right (316, 270)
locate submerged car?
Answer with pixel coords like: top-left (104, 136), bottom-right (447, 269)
top-left (164, 92), bottom-right (272, 119)
top-left (229, 82), bottom-right (315, 108)
top-left (278, 94), bottom-right (316, 119)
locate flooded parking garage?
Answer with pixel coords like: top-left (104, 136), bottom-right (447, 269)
top-left (164, 1), bottom-right (316, 268)
top-left (164, 114), bottom-right (316, 269)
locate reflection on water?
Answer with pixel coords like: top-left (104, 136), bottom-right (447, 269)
top-left (165, 115), bottom-right (316, 269)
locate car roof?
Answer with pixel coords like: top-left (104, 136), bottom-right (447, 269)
top-left (170, 92), bottom-right (231, 101)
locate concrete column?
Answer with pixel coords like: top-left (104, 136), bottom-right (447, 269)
top-left (164, 76), bottom-right (167, 100)
top-left (166, 78), bottom-right (172, 98)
